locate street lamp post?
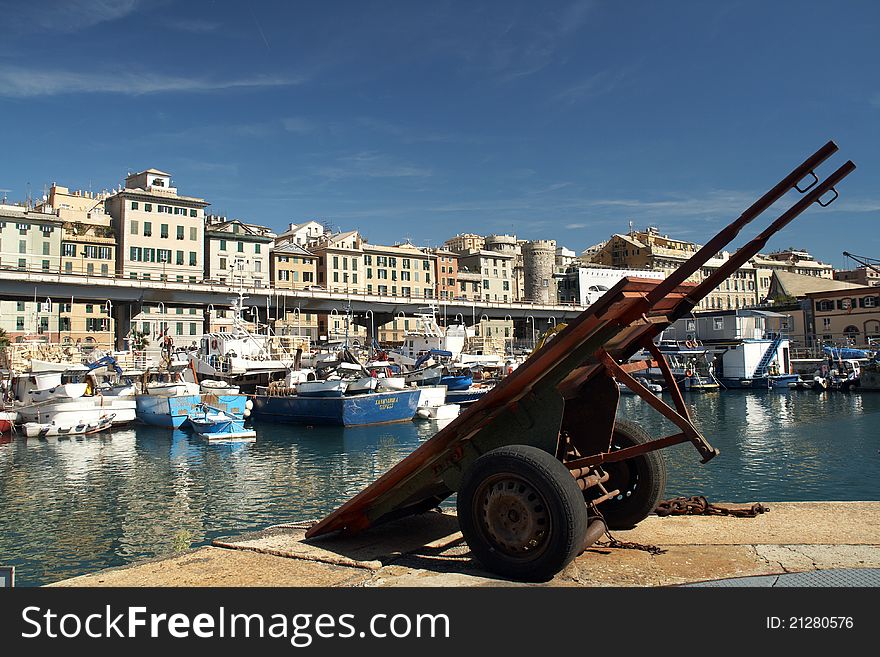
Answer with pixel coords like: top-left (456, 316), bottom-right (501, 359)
top-left (526, 315), bottom-right (535, 349)
top-left (105, 300), bottom-right (113, 347)
top-left (365, 309), bottom-right (374, 356)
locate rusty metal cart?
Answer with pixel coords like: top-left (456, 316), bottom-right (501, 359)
top-left (307, 141), bottom-right (855, 581)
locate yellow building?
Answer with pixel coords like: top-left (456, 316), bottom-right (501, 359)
top-left (37, 185), bottom-right (116, 277)
top-left (363, 242), bottom-right (437, 299)
top-left (444, 233), bottom-right (485, 253)
top-left (807, 286), bottom-right (880, 347)
top-left (311, 231), bottom-right (364, 293)
top-left (271, 242), bottom-right (318, 290)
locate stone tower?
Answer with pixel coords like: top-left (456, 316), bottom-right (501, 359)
top-left (523, 240), bottom-right (557, 304)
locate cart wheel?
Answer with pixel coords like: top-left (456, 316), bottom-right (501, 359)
top-left (599, 419), bottom-right (667, 529)
top-left (457, 445), bottom-right (588, 582)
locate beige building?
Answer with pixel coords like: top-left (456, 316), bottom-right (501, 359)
top-left (456, 250), bottom-right (515, 303)
top-left (0, 299), bottom-right (113, 346)
top-left (444, 233), bottom-right (485, 253)
top-left (456, 268), bottom-right (482, 301)
top-left (104, 168), bottom-right (208, 283)
top-left (484, 234), bottom-right (524, 301)
top-left (311, 231), bottom-right (365, 293)
top-left (363, 242), bottom-right (436, 299)
top-left (271, 242), bottom-right (318, 290)
top-left (834, 266), bottom-right (880, 287)
top-left (204, 215), bottom-right (275, 288)
top-left (35, 185), bottom-right (116, 277)
top-left (807, 286), bottom-right (880, 347)
top-left (590, 227), bottom-right (762, 311)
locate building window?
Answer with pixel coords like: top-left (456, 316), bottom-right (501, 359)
top-left (255, 244), bottom-right (261, 254)
top-left (131, 220), bottom-right (138, 235)
top-left (176, 250), bottom-right (184, 265)
top-left (189, 252), bottom-right (197, 266)
top-left (131, 201), bottom-right (138, 210)
top-left (145, 203), bottom-right (152, 212)
top-left (219, 257), bottom-right (226, 270)
top-left (190, 323), bottom-right (197, 335)
top-left (62, 243), bottom-right (76, 257)
top-left (237, 242), bottom-right (244, 253)
top-left (713, 317), bottom-right (724, 330)
top-left (143, 221), bottom-right (152, 237)
top-left (190, 227), bottom-right (197, 240)
top-left (161, 224), bottom-right (169, 238)
top-left (177, 226), bottom-right (184, 240)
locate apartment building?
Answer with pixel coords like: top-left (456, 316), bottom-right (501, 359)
top-left (363, 242), bottom-right (436, 299)
top-left (456, 268), bottom-right (482, 301)
top-left (834, 266), bottom-right (880, 287)
top-left (0, 298), bottom-right (113, 345)
top-left (37, 185), bottom-right (115, 277)
top-left (433, 248), bottom-right (459, 301)
top-left (104, 168), bottom-right (208, 283)
top-left (204, 215), bottom-right (275, 288)
top-left (444, 233), bottom-right (485, 253)
top-left (591, 228), bottom-right (758, 310)
top-left (456, 250), bottom-right (515, 303)
top-left (806, 286), bottom-right (880, 346)
top-left (0, 204), bottom-right (62, 273)
top-left (275, 220), bottom-right (326, 247)
top-left (271, 242), bottom-right (318, 290)
top-left (311, 231), bottom-right (364, 293)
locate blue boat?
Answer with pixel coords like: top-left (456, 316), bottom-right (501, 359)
top-left (136, 394), bottom-right (248, 428)
top-left (251, 388), bottom-right (421, 426)
top-left (445, 386), bottom-right (492, 405)
top-left (187, 404), bottom-right (256, 441)
top-left (439, 374), bottom-right (473, 391)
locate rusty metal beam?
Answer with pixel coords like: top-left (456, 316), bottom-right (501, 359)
top-left (644, 340), bottom-right (690, 420)
top-left (597, 349), bottom-right (719, 463)
top-left (565, 433), bottom-right (692, 471)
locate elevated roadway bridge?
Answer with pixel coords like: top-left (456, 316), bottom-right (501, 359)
top-left (0, 269), bottom-right (585, 348)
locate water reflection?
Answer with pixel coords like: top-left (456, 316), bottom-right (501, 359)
top-left (1, 394), bottom-right (878, 586)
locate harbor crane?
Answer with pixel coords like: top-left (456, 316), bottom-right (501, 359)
top-left (842, 251), bottom-right (880, 278)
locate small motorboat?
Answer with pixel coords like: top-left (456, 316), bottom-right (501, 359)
top-left (187, 404), bottom-right (255, 441)
top-left (0, 410), bottom-right (15, 434)
top-left (415, 403), bottom-right (461, 421)
top-left (296, 379), bottom-right (348, 397)
top-left (23, 413), bottom-right (115, 438)
top-left (438, 374), bottom-right (473, 391)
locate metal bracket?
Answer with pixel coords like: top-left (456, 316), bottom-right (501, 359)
top-left (795, 170), bottom-right (819, 193)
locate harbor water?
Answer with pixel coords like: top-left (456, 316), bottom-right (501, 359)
top-left (1, 389), bottom-right (878, 586)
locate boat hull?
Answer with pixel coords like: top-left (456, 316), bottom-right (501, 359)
top-left (719, 374), bottom-right (799, 389)
top-left (252, 389), bottom-right (420, 426)
top-left (136, 394), bottom-right (247, 428)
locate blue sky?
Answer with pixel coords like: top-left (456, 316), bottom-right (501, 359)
top-left (0, 0), bottom-right (878, 268)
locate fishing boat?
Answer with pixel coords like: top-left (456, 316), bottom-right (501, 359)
top-left (252, 388), bottom-right (421, 426)
top-left (23, 413), bottom-right (115, 438)
top-left (187, 404), bottom-right (255, 441)
top-left (438, 373), bottom-right (473, 391)
top-left (643, 341), bottom-right (720, 391)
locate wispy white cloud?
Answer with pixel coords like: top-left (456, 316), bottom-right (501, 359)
top-left (565, 223), bottom-right (587, 229)
top-left (315, 152), bottom-right (432, 180)
top-left (552, 70), bottom-right (626, 106)
top-left (0, 65), bottom-right (300, 97)
top-left (4, 0), bottom-right (144, 33)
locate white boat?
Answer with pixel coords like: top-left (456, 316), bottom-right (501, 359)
top-left (29, 382), bottom-right (88, 402)
top-left (23, 413), bottom-right (115, 438)
top-left (376, 377), bottom-right (405, 391)
top-left (188, 405), bottom-right (256, 441)
top-left (296, 379), bottom-right (348, 398)
top-left (415, 403), bottom-right (460, 420)
top-left (199, 379), bottom-right (241, 395)
top-left (146, 381), bottom-right (201, 397)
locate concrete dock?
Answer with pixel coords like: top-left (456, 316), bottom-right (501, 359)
top-left (50, 502), bottom-right (880, 587)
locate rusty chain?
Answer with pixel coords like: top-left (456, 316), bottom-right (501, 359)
top-left (588, 503), bottom-right (667, 555)
top-left (655, 496), bottom-right (770, 518)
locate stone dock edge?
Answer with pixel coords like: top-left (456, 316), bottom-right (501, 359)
top-left (49, 501), bottom-right (880, 587)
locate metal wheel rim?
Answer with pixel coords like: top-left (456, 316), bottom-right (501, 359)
top-left (472, 473), bottom-right (552, 561)
top-left (606, 441), bottom-right (640, 502)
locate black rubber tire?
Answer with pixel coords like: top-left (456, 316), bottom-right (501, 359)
top-left (457, 445), bottom-right (588, 582)
top-left (599, 419), bottom-right (667, 530)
